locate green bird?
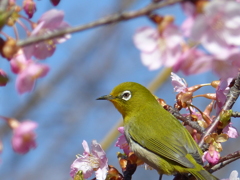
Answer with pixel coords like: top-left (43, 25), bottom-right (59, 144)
top-left (97, 82), bottom-right (218, 180)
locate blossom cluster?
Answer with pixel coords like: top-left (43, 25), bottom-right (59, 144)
top-left (134, 0), bottom-right (240, 80)
top-left (0, 0), bottom-right (68, 164)
top-left (0, 0), bottom-right (69, 94)
top-left (171, 72), bottom-right (239, 165)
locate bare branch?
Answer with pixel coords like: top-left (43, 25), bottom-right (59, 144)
top-left (17, 0), bottom-right (184, 47)
top-left (0, 0), bottom-right (8, 11)
top-left (231, 111), bottom-right (240, 118)
top-left (164, 105), bottom-right (205, 133)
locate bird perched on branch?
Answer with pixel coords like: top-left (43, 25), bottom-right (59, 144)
top-left (97, 82), bottom-right (218, 180)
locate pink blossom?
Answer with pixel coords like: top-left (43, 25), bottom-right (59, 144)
top-left (70, 140), bottom-right (108, 180)
top-left (181, 2), bottom-right (197, 37)
top-left (171, 72), bottom-right (188, 93)
top-left (212, 49), bottom-right (240, 79)
top-left (24, 9), bottom-right (70, 60)
top-left (190, 0), bottom-right (240, 58)
top-left (173, 48), bottom-right (213, 75)
top-left (215, 78), bottom-right (232, 112)
top-left (10, 51), bottom-right (49, 94)
top-left (133, 25), bottom-right (183, 70)
top-left (202, 145), bottom-right (220, 165)
top-left (115, 127), bottom-right (131, 155)
top-left (223, 123), bottom-right (240, 138)
top-left (222, 170), bottom-right (239, 180)
top-left (0, 69), bottom-right (8, 86)
top-left (12, 121), bottom-right (37, 154)
top-left (23, 0), bottom-right (36, 18)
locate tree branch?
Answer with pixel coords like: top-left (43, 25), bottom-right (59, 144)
top-left (17, 0), bottom-right (184, 47)
top-left (164, 105), bottom-right (205, 133)
top-left (231, 111), bottom-right (240, 118)
top-left (199, 72), bottom-right (240, 147)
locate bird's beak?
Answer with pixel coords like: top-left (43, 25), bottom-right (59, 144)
top-left (96, 95), bottom-right (115, 100)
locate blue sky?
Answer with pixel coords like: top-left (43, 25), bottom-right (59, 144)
top-left (0, 0), bottom-right (239, 180)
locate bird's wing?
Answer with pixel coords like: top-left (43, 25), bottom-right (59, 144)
top-left (127, 111), bottom-right (202, 168)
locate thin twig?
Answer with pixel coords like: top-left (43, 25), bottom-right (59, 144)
top-left (199, 72), bottom-right (240, 148)
top-left (164, 105), bottom-right (205, 133)
top-left (231, 111), bottom-right (240, 118)
top-left (17, 0), bottom-right (184, 47)
top-left (0, 0), bottom-right (8, 12)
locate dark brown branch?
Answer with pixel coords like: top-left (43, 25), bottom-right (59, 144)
top-left (164, 105), bottom-right (205, 133)
top-left (17, 0), bottom-right (184, 47)
top-left (199, 72), bottom-right (240, 148)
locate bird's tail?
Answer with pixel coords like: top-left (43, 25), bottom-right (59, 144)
top-left (189, 169), bottom-right (219, 180)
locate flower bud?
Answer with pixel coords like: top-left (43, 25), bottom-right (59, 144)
top-left (2, 38), bottom-right (19, 59)
top-left (50, 0), bottom-right (61, 6)
top-left (0, 69), bottom-right (9, 86)
top-left (202, 144), bottom-right (220, 165)
top-left (107, 165), bottom-right (123, 180)
top-left (177, 92), bottom-right (193, 108)
top-left (23, 0), bottom-right (36, 18)
top-left (211, 80), bottom-right (220, 88)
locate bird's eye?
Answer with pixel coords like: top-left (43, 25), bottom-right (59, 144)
top-left (121, 90), bottom-right (131, 101)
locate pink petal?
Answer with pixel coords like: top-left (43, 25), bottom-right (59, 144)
top-left (229, 170), bottom-right (239, 180)
top-left (91, 140), bottom-right (108, 167)
top-left (212, 60), bottom-right (239, 79)
top-left (33, 42), bottom-right (56, 60)
top-left (171, 72), bottom-right (187, 93)
top-left (14, 121), bottom-right (38, 135)
top-left (95, 167), bottom-right (108, 180)
top-left (38, 9), bottom-right (64, 30)
top-left (223, 123), bottom-right (240, 138)
top-left (16, 72), bottom-right (35, 94)
top-left (82, 140), bottom-right (90, 154)
top-left (140, 50), bottom-right (162, 70)
top-left (181, 17), bottom-right (194, 37)
top-left (117, 126), bottom-right (124, 134)
top-left (70, 157), bottom-right (94, 178)
top-left (133, 27), bottom-right (159, 52)
top-left (12, 121), bottom-right (37, 154)
top-left (26, 62), bottom-right (49, 78)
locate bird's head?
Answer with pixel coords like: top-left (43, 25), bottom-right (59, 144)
top-left (97, 82), bottom-right (157, 118)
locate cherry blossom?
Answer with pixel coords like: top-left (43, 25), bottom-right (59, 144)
top-left (115, 127), bottom-right (131, 155)
top-left (10, 51), bottom-right (49, 94)
top-left (202, 145), bottom-right (220, 165)
top-left (133, 25), bottom-right (183, 70)
top-left (12, 121), bottom-right (38, 154)
top-left (223, 123), bottom-right (240, 138)
top-left (70, 140), bottom-right (108, 180)
top-left (24, 9), bottom-right (70, 60)
top-left (221, 170), bottom-right (239, 180)
top-left (215, 78), bottom-right (232, 112)
top-left (171, 72), bottom-right (188, 93)
top-left (190, 0), bottom-right (240, 58)
top-left (173, 48), bottom-right (213, 75)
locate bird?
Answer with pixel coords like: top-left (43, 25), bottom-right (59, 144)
top-left (97, 82), bottom-right (218, 180)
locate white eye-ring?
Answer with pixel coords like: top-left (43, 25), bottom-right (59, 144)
top-left (121, 90), bottom-right (131, 101)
